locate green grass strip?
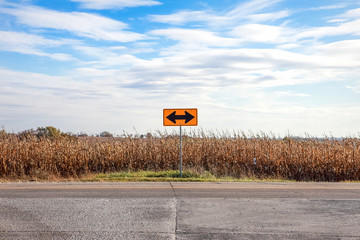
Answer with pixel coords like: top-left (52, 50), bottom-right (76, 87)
top-left (86, 170), bottom-right (294, 182)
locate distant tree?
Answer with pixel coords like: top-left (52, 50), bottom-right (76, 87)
top-left (77, 132), bottom-right (88, 137)
top-left (17, 129), bottom-right (37, 140)
top-left (65, 132), bottom-right (76, 137)
top-left (99, 131), bottom-right (113, 137)
top-left (36, 126), bottom-right (62, 139)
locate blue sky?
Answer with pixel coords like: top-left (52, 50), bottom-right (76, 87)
top-left (0, 0), bottom-right (359, 136)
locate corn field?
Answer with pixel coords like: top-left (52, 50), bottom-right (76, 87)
top-left (0, 130), bottom-right (359, 181)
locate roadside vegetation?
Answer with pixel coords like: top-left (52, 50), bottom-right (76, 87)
top-left (83, 170), bottom-right (293, 182)
top-left (0, 127), bottom-right (359, 182)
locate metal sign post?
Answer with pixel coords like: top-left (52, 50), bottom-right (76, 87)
top-left (180, 124), bottom-right (182, 177)
top-left (163, 108), bottom-right (198, 178)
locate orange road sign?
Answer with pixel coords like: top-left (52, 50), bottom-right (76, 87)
top-left (163, 109), bottom-right (198, 126)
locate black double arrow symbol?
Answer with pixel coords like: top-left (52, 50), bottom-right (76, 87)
top-left (166, 111), bottom-right (195, 124)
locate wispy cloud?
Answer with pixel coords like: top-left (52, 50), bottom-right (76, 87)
top-left (226, 0), bottom-right (282, 18)
top-left (149, 28), bottom-right (239, 48)
top-left (70, 0), bottom-right (162, 10)
top-left (244, 10), bottom-right (289, 22)
top-left (150, 0), bottom-right (286, 26)
top-left (309, 4), bottom-right (349, 11)
top-left (0, 31), bottom-right (75, 61)
top-left (149, 10), bottom-right (223, 26)
top-left (297, 19), bottom-right (360, 40)
top-left (0, 5), bottom-right (146, 42)
top-left (346, 85), bottom-right (360, 94)
top-left (230, 24), bottom-right (293, 43)
top-left (275, 91), bottom-right (310, 97)
top-left (315, 40), bottom-right (360, 61)
top-left (335, 8), bottom-right (360, 20)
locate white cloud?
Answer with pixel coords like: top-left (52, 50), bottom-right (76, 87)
top-left (335, 8), bottom-right (360, 19)
top-left (74, 45), bottom-right (120, 59)
top-left (309, 4), bottom-right (348, 11)
top-left (73, 43), bottom-right (150, 68)
top-left (245, 10), bottom-right (289, 22)
top-left (277, 43), bottom-right (301, 49)
top-left (346, 85), bottom-right (360, 94)
top-left (226, 0), bottom-right (282, 18)
top-left (70, 0), bottom-right (161, 9)
top-left (275, 91), bottom-right (310, 97)
top-left (297, 19), bottom-right (360, 39)
top-left (328, 19), bottom-right (348, 23)
top-left (150, 0), bottom-right (285, 27)
top-left (149, 10), bottom-right (223, 25)
top-left (316, 39), bottom-right (360, 58)
top-left (230, 24), bottom-right (293, 43)
top-left (0, 31), bottom-right (60, 54)
top-left (50, 53), bottom-right (76, 61)
top-left (228, 11), bottom-right (360, 45)
top-left (0, 31), bottom-right (75, 61)
top-left (0, 5), bottom-right (146, 42)
top-left (149, 28), bottom-right (239, 48)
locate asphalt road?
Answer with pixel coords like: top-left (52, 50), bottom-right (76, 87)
top-left (1, 182), bottom-right (360, 239)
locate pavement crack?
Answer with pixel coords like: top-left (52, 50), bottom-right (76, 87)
top-left (169, 182), bottom-right (179, 240)
top-left (169, 181), bottom-right (177, 198)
